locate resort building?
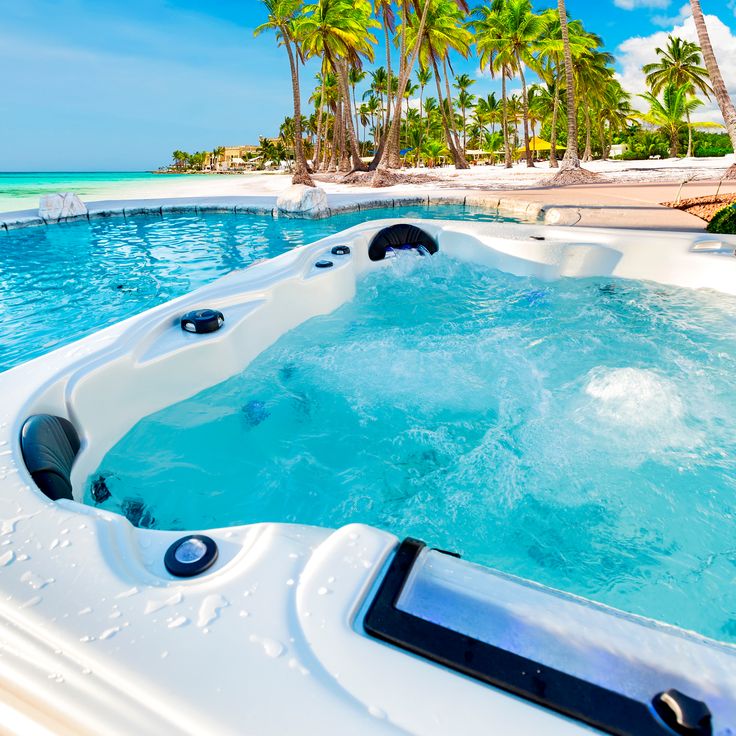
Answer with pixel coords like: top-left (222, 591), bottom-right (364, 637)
top-left (206, 141), bottom-right (280, 171)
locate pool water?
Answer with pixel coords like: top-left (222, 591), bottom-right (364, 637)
top-left (0, 205), bottom-right (509, 372)
top-left (88, 252), bottom-right (736, 643)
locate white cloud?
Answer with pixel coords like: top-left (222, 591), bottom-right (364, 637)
top-left (616, 12), bottom-right (736, 123)
top-left (614, 0), bottom-right (670, 10)
top-left (651, 3), bottom-right (690, 28)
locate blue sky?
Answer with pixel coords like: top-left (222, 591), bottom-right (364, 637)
top-left (0, 0), bottom-right (734, 171)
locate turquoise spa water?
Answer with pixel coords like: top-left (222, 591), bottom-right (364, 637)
top-left (0, 206), bottom-right (509, 371)
top-left (89, 252), bottom-right (736, 644)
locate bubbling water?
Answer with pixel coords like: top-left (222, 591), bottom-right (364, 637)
top-left (87, 254), bottom-right (736, 643)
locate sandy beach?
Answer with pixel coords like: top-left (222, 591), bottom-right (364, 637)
top-left (2, 156), bottom-right (735, 214)
top-left (3, 157), bottom-right (736, 232)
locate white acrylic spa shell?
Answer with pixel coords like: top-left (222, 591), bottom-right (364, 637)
top-left (1, 218), bottom-right (735, 735)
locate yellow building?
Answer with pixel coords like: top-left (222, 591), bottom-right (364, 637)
top-left (206, 142), bottom-right (279, 171)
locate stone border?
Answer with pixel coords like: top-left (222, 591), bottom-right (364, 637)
top-left (0, 194), bottom-right (544, 232)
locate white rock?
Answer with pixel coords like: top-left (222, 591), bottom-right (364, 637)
top-left (276, 185), bottom-right (328, 219)
top-left (39, 193), bottom-right (88, 221)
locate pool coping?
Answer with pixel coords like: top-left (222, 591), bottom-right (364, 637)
top-left (0, 193), bottom-right (542, 231)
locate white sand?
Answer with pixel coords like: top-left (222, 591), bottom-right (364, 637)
top-left (124, 155), bottom-right (736, 199)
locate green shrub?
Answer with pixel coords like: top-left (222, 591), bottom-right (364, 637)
top-left (707, 205), bottom-right (736, 235)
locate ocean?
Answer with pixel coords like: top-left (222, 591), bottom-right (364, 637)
top-left (0, 172), bottom-right (223, 213)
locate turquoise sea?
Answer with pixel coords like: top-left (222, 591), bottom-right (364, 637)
top-left (0, 172), bottom-right (216, 213)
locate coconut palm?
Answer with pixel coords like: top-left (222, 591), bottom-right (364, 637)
top-left (210, 146), bottom-right (226, 170)
top-left (374, 0), bottom-right (456, 181)
top-left (549, 0), bottom-right (599, 181)
top-left (255, 0), bottom-right (313, 186)
top-left (535, 12), bottom-right (593, 167)
top-left (596, 79), bottom-right (633, 159)
top-left (688, 0), bottom-right (736, 174)
top-left (494, 0), bottom-right (545, 167)
top-left (472, 1), bottom-right (522, 168)
top-left (349, 67), bottom-right (367, 144)
top-left (404, 0), bottom-right (472, 169)
top-left (639, 82), bottom-right (703, 157)
top-left (454, 73), bottom-right (476, 151)
top-left (643, 35), bottom-right (711, 157)
top-left (575, 49), bottom-right (614, 161)
top-left (299, 0), bottom-right (379, 171)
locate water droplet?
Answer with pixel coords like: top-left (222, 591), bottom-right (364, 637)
top-left (249, 634), bottom-right (284, 658)
top-left (317, 586), bottom-right (331, 596)
top-left (99, 627), bottom-right (120, 640)
top-left (115, 587), bottom-right (139, 599)
top-left (368, 705), bottom-right (387, 720)
top-left (197, 594), bottom-right (229, 628)
top-left (286, 579), bottom-right (295, 587)
top-left (78, 606), bottom-right (92, 615)
top-left (20, 571), bottom-right (54, 590)
top-left (21, 595), bottom-right (42, 608)
top-left (144, 590), bottom-right (183, 615)
top-left (0, 550), bottom-right (15, 567)
top-left (167, 615), bottom-right (189, 629)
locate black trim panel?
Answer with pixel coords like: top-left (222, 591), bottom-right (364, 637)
top-left (363, 538), bottom-right (686, 736)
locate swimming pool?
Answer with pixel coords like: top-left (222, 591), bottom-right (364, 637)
top-left (0, 205), bottom-right (512, 372)
top-left (87, 250), bottom-right (736, 644)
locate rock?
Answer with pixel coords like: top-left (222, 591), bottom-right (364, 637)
top-left (276, 185), bottom-right (329, 218)
top-left (543, 207), bottom-right (581, 226)
top-left (39, 192), bottom-right (87, 221)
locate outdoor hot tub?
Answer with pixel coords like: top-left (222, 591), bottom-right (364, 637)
top-left (1, 218), bottom-right (735, 736)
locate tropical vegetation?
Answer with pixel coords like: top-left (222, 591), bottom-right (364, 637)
top-left (171, 1), bottom-right (736, 182)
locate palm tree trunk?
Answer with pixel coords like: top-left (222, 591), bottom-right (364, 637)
top-left (583, 106), bottom-right (592, 162)
top-left (313, 70), bottom-right (327, 172)
top-left (442, 57), bottom-right (464, 157)
top-left (375, 0), bottom-right (432, 176)
top-left (418, 86), bottom-right (424, 162)
top-left (283, 36), bottom-right (314, 186)
top-left (328, 102), bottom-right (339, 172)
top-left (384, 19), bottom-right (393, 139)
top-left (431, 56), bottom-right (462, 167)
top-left (686, 109), bottom-right (693, 157)
top-left (502, 70), bottom-right (511, 168)
top-left (550, 74), bottom-right (560, 168)
top-left (559, 0), bottom-right (580, 169)
top-left (352, 82), bottom-right (360, 155)
top-left (334, 58), bottom-right (368, 171)
top-left (339, 101), bottom-right (351, 172)
top-left (518, 58), bottom-right (534, 168)
top-left (689, 0), bottom-right (736, 158)
top-left (387, 24), bottom-right (407, 169)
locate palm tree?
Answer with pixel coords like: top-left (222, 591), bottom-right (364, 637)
top-left (374, 0), bottom-right (446, 181)
top-left (472, 1), bottom-right (521, 169)
top-left (575, 49), bottom-right (614, 162)
top-left (643, 35), bottom-right (711, 157)
top-left (495, 0), bottom-right (544, 167)
top-left (210, 146), bottom-right (226, 171)
top-left (639, 82), bottom-right (703, 157)
top-left (255, 0), bottom-right (313, 186)
top-left (535, 12), bottom-right (593, 167)
top-left (406, 0), bottom-right (472, 169)
top-left (550, 0), bottom-right (598, 182)
top-left (416, 66), bottom-right (433, 152)
top-left (299, 0), bottom-right (379, 172)
top-left (453, 72), bottom-right (476, 152)
top-left (171, 150), bottom-right (188, 170)
top-left (688, 0), bottom-right (736, 175)
top-left (349, 66), bottom-right (367, 148)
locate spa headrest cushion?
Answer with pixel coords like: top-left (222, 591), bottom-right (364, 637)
top-left (20, 415), bottom-right (80, 501)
